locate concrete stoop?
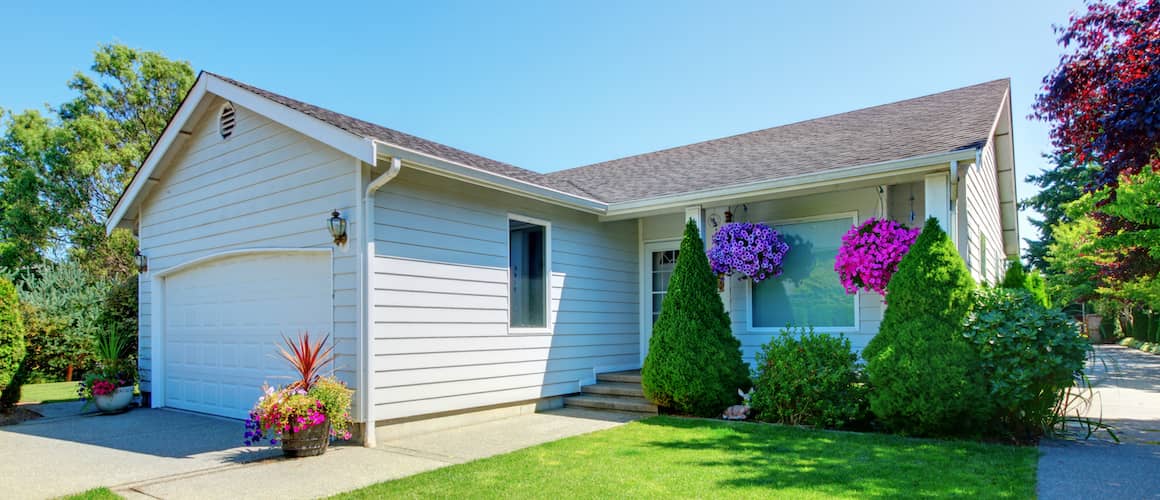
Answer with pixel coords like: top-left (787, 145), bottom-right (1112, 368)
top-left (564, 370), bottom-right (658, 415)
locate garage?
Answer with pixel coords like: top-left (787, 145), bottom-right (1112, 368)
top-left (160, 251), bottom-right (332, 419)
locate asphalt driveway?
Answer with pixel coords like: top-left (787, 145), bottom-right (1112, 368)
top-left (0, 404), bottom-right (636, 499)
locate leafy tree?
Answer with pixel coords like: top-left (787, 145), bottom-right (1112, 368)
top-left (17, 262), bottom-right (111, 379)
top-left (0, 277), bottom-right (24, 388)
top-left (863, 218), bottom-right (986, 436)
top-left (0, 43), bottom-right (193, 278)
top-left (1032, 0), bottom-right (1160, 197)
top-left (642, 220), bottom-right (750, 417)
top-left (1020, 154), bottom-right (1098, 270)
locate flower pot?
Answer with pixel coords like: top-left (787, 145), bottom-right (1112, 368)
top-left (281, 424), bottom-right (330, 457)
top-left (94, 386), bottom-right (134, 414)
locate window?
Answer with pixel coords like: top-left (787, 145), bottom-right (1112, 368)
top-left (750, 214), bottom-right (857, 330)
top-left (509, 216), bottom-right (548, 329)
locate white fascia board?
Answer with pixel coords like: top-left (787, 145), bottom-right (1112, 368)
top-left (372, 141), bottom-right (607, 215)
top-left (106, 78), bottom-right (209, 233)
top-left (204, 76), bottom-right (376, 165)
top-left (601, 149), bottom-right (979, 221)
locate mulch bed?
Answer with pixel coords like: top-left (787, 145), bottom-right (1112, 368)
top-left (0, 406), bottom-right (43, 426)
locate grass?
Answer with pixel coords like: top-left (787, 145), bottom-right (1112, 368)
top-left (57, 487), bottom-right (119, 499)
top-left (19, 381), bottom-right (81, 404)
top-left (333, 416), bottom-right (1037, 499)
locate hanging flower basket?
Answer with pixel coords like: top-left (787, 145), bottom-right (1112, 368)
top-left (833, 217), bottom-right (920, 296)
top-left (707, 222), bottom-right (790, 283)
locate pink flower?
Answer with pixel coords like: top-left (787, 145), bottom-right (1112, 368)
top-left (834, 218), bottom-right (919, 296)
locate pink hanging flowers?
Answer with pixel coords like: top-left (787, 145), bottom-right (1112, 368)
top-left (833, 218), bottom-right (920, 296)
top-left (707, 222), bottom-right (791, 283)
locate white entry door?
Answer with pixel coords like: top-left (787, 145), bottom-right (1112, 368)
top-left (641, 241), bottom-right (680, 363)
top-left (162, 252), bottom-right (332, 419)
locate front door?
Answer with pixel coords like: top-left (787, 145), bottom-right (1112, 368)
top-left (642, 241), bottom-right (680, 363)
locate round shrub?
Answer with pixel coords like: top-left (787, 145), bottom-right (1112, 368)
top-left (642, 220), bottom-right (750, 417)
top-left (0, 277), bottom-right (25, 388)
top-left (750, 326), bottom-right (867, 428)
top-left (863, 217), bottom-right (987, 436)
top-left (964, 288), bottom-right (1089, 439)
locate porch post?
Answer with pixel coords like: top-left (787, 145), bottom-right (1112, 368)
top-left (685, 205), bottom-right (705, 245)
top-left (924, 173), bottom-right (950, 233)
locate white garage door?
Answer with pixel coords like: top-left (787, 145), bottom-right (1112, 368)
top-left (163, 252), bottom-right (332, 419)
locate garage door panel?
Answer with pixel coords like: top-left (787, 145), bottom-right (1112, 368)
top-left (163, 252), bottom-right (332, 419)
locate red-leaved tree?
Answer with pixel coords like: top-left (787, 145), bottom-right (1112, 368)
top-left (1032, 0), bottom-right (1160, 197)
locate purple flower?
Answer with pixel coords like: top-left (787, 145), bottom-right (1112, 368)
top-left (707, 222), bottom-right (790, 283)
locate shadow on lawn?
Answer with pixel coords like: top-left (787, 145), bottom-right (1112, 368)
top-left (3, 407), bottom-right (277, 462)
top-left (635, 417), bottom-right (1029, 498)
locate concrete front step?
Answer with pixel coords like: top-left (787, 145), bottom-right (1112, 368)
top-left (582, 382), bottom-right (645, 398)
top-left (563, 394), bottom-right (657, 414)
top-left (596, 370), bottom-right (642, 384)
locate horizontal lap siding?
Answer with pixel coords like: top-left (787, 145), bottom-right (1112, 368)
top-left (137, 100), bottom-right (359, 403)
top-left (372, 169), bottom-right (639, 421)
top-left (965, 141), bottom-right (1005, 284)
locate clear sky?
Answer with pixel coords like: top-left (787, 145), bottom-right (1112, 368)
top-left (0, 0), bottom-right (1087, 251)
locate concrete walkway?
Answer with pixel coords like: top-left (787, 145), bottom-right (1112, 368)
top-left (0, 404), bottom-right (637, 499)
top-left (1038, 345), bottom-right (1160, 499)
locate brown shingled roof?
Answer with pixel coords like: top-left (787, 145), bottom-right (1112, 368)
top-left (544, 78), bottom-right (1010, 203)
top-left (210, 72), bottom-right (1008, 204)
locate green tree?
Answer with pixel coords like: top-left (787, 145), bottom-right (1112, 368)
top-left (0, 277), bottom-right (24, 387)
top-left (641, 220), bottom-right (750, 417)
top-left (0, 43), bottom-right (193, 278)
top-left (1020, 154), bottom-right (1097, 270)
top-left (1000, 261), bottom-right (1028, 290)
top-left (863, 218), bottom-right (986, 436)
top-left (17, 262), bottom-right (112, 379)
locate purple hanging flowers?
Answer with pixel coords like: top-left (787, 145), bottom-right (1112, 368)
top-left (707, 222), bottom-right (790, 283)
top-left (833, 217), bottom-right (920, 296)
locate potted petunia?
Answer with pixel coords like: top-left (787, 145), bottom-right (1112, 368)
top-left (78, 330), bottom-right (137, 414)
top-left (707, 222), bottom-right (791, 284)
top-left (833, 217), bottom-right (920, 296)
top-left (244, 332), bottom-right (354, 457)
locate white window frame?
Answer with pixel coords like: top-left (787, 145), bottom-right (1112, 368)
top-left (507, 213), bottom-right (553, 334)
top-left (745, 211), bottom-right (860, 334)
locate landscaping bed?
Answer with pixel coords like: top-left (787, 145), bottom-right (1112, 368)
top-left (333, 416), bottom-right (1037, 499)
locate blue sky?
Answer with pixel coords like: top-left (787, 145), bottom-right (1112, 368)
top-left (1, 1), bottom-right (1087, 250)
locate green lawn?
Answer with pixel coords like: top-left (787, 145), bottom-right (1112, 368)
top-left (57, 487), bottom-right (119, 499)
top-left (19, 381), bottom-right (81, 404)
top-left (333, 416), bottom-right (1037, 499)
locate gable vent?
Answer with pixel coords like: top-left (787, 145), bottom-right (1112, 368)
top-left (218, 103), bottom-right (236, 139)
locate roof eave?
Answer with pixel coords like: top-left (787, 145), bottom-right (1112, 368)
top-left (601, 148), bottom-right (981, 220)
top-left (372, 141), bottom-right (607, 215)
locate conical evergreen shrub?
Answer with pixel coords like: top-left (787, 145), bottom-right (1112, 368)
top-left (0, 277), bottom-right (24, 388)
top-left (641, 220), bottom-right (750, 417)
top-left (863, 217), bottom-right (987, 436)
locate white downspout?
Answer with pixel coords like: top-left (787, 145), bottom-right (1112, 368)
top-left (361, 155), bottom-right (401, 447)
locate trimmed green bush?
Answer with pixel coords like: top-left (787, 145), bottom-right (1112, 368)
top-left (642, 220), bottom-right (750, 417)
top-left (863, 217), bottom-right (986, 436)
top-left (750, 326), bottom-right (867, 428)
top-left (1000, 261), bottom-right (1027, 290)
top-left (0, 277), bottom-right (24, 388)
top-left (964, 288), bottom-right (1089, 439)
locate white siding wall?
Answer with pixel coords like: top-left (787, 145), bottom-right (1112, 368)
top-left (137, 99), bottom-right (360, 403)
top-left (372, 169), bottom-right (639, 421)
top-left (639, 187), bottom-right (881, 364)
top-left (964, 140), bottom-right (1006, 284)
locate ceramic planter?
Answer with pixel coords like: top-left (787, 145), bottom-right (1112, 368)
top-left (94, 386), bottom-right (134, 414)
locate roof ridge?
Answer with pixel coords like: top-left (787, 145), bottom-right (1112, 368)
top-left (546, 78), bottom-right (1011, 177)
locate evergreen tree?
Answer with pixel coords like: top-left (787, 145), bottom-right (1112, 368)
top-left (1000, 261), bottom-right (1028, 290)
top-left (641, 220), bottom-right (750, 417)
top-left (863, 218), bottom-right (986, 436)
top-left (0, 277), bottom-right (25, 387)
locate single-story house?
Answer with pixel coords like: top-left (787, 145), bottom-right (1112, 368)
top-left (107, 72), bottom-right (1017, 445)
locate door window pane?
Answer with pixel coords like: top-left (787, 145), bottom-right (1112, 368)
top-left (752, 217), bottom-right (856, 329)
top-left (650, 250), bottom-right (678, 324)
top-left (510, 219), bottom-right (546, 328)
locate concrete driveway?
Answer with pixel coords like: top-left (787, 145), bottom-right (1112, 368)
top-left (0, 404), bottom-right (637, 499)
top-left (1038, 345), bottom-right (1160, 499)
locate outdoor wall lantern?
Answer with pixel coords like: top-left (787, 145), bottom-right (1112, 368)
top-left (328, 210), bottom-right (348, 246)
top-left (135, 250), bottom-right (148, 273)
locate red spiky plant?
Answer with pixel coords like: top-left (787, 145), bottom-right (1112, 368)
top-left (279, 331), bottom-right (335, 391)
